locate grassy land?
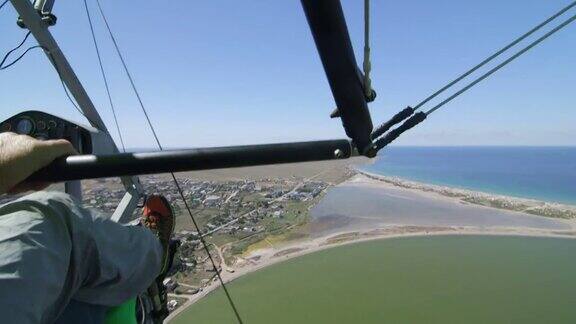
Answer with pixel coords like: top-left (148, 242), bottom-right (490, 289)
top-left (164, 159), bottom-right (365, 288)
top-left (237, 194), bottom-right (326, 257)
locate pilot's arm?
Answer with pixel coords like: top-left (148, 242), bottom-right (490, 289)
top-left (0, 132), bottom-right (76, 194)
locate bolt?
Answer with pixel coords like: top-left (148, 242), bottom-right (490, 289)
top-left (334, 149), bottom-right (344, 159)
top-left (364, 147), bottom-right (377, 158)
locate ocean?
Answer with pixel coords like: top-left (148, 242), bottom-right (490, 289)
top-left (362, 146), bottom-right (576, 205)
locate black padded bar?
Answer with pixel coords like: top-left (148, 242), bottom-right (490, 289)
top-left (371, 106), bottom-right (415, 140)
top-left (28, 139), bottom-right (354, 182)
top-left (374, 112), bottom-right (427, 150)
top-left (301, 0), bottom-right (374, 153)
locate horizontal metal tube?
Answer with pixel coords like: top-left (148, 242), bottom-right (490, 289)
top-left (28, 139), bottom-right (355, 182)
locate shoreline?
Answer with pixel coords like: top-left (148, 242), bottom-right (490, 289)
top-left (356, 170), bottom-right (576, 219)
top-left (166, 171), bottom-right (576, 322)
top-left (167, 225), bottom-right (576, 322)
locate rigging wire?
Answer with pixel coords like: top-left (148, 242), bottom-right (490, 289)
top-left (362, 0), bottom-right (373, 100)
top-left (372, 12), bottom-right (576, 152)
top-left (0, 0), bottom-right (9, 11)
top-left (413, 0), bottom-right (576, 111)
top-left (425, 12), bottom-right (576, 116)
top-left (0, 30), bottom-right (103, 129)
top-left (82, 0), bottom-right (126, 152)
top-left (90, 0), bottom-right (244, 322)
top-left (371, 0), bottom-right (576, 140)
top-left (92, 0), bottom-right (162, 150)
top-left (46, 49), bottom-right (107, 131)
top-left (0, 31), bottom-right (33, 69)
top-left (0, 44), bottom-right (42, 70)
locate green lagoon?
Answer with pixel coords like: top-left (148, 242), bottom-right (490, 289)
top-left (173, 235), bottom-right (576, 324)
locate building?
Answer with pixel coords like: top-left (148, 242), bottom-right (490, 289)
top-left (163, 277), bottom-right (178, 292)
top-left (203, 195), bottom-right (221, 207)
top-left (167, 300), bottom-right (178, 311)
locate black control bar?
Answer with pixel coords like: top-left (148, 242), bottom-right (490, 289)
top-left (28, 139), bottom-right (355, 182)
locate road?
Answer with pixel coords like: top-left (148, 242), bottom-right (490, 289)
top-left (201, 170), bottom-right (328, 238)
top-left (165, 170), bottom-right (333, 322)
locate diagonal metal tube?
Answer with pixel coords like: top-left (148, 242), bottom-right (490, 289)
top-left (301, 0), bottom-right (374, 153)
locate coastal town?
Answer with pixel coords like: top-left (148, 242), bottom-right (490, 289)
top-left (81, 173), bottom-right (332, 312)
top-left (3, 157), bottom-right (573, 319)
top-left (0, 158), bottom-right (357, 315)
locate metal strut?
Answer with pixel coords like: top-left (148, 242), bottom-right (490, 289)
top-left (9, 0), bottom-right (144, 221)
top-left (301, 0), bottom-right (374, 154)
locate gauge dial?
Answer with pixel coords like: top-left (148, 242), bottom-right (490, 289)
top-left (16, 118), bottom-right (34, 135)
top-left (36, 120), bottom-right (46, 131)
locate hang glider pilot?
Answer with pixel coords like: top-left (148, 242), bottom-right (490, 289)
top-left (0, 132), bottom-right (174, 324)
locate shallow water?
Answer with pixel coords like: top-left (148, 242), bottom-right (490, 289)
top-left (174, 236), bottom-right (576, 324)
top-left (309, 183), bottom-right (571, 235)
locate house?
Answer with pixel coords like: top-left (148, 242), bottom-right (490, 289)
top-left (167, 300), bottom-right (178, 311)
top-left (203, 195), bottom-right (221, 207)
top-left (162, 277), bottom-right (178, 292)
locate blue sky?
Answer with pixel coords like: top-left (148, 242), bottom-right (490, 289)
top-left (1, 0), bottom-right (575, 148)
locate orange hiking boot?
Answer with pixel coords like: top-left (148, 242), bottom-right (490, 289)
top-left (141, 194), bottom-right (175, 277)
top-left (140, 195), bottom-right (175, 322)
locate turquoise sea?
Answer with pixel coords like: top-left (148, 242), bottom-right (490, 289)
top-left (362, 146), bottom-right (576, 205)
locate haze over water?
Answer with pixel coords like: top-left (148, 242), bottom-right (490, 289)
top-left (363, 147), bottom-right (576, 205)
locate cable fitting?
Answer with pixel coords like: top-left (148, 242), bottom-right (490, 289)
top-left (371, 106), bottom-right (414, 140)
top-left (374, 111), bottom-right (427, 151)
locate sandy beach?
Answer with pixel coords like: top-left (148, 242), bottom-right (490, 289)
top-left (166, 172), bottom-right (576, 322)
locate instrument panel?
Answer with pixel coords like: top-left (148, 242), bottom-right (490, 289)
top-left (0, 111), bottom-right (93, 154)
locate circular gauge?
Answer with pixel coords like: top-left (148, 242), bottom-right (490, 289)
top-left (16, 118), bottom-right (35, 135)
top-left (36, 120), bottom-right (47, 131)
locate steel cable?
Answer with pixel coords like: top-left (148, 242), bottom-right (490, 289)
top-left (90, 0), bottom-right (245, 322)
top-left (83, 0), bottom-right (126, 152)
top-left (425, 12), bottom-right (576, 115)
top-left (414, 0), bottom-right (576, 111)
top-left (373, 12), bottom-right (576, 152)
top-left (371, 0), bottom-right (576, 141)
